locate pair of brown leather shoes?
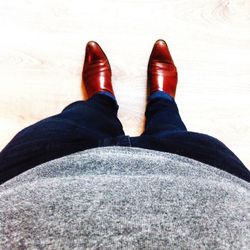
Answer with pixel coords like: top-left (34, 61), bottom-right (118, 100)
top-left (82, 39), bottom-right (177, 99)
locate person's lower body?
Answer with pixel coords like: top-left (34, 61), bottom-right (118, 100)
top-left (1, 92), bottom-right (250, 184)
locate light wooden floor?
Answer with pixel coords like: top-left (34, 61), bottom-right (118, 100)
top-left (0, 0), bottom-right (250, 169)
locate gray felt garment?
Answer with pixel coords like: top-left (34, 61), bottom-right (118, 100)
top-left (0, 146), bottom-right (250, 250)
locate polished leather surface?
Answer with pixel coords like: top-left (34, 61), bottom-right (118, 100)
top-left (148, 39), bottom-right (178, 98)
top-left (82, 41), bottom-right (114, 98)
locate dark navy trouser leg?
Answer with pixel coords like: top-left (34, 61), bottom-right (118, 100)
top-left (133, 91), bottom-right (250, 182)
top-left (0, 94), bottom-right (125, 184)
top-left (141, 91), bottom-right (187, 136)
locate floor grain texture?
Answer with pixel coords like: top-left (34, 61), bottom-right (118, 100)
top-left (0, 0), bottom-right (249, 169)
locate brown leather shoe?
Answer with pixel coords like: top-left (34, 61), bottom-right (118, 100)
top-left (82, 41), bottom-right (114, 98)
top-left (148, 39), bottom-right (178, 98)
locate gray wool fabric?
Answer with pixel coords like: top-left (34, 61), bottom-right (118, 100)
top-left (0, 146), bottom-right (250, 250)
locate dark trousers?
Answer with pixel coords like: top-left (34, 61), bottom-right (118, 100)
top-left (1, 92), bottom-right (250, 184)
